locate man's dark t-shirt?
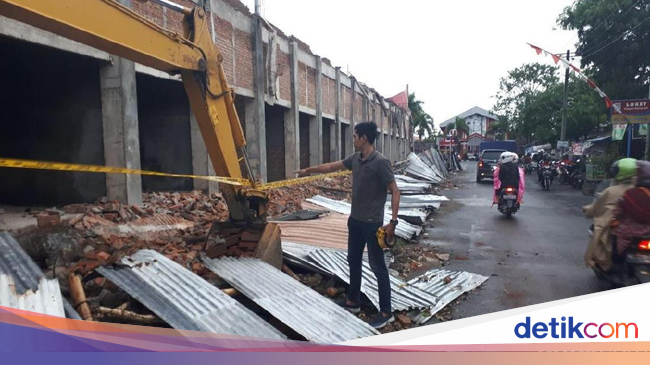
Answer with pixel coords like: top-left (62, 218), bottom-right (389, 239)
top-left (342, 150), bottom-right (395, 223)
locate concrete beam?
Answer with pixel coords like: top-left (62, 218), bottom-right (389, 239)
top-left (247, 15), bottom-right (267, 182)
top-left (0, 15), bottom-right (110, 62)
top-left (310, 56), bottom-right (323, 166)
top-left (284, 40), bottom-right (300, 178)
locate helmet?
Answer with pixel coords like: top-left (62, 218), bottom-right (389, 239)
top-left (499, 151), bottom-right (516, 164)
top-left (609, 158), bottom-right (637, 182)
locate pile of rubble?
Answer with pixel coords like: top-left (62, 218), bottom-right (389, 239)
top-left (2, 150), bottom-right (489, 341)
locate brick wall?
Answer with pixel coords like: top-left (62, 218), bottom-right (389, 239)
top-left (277, 46), bottom-right (291, 101)
top-left (307, 67), bottom-right (316, 110)
top-left (342, 86), bottom-right (352, 120)
top-left (354, 93), bottom-right (363, 122)
top-left (298, 62), bottom-right (307, 106)
top-left (214, 15), bottom-right (235, 85)
top-left (234, 28), bottom-right (254, 90)
top-left (322, 77), bottom-right (336, 115)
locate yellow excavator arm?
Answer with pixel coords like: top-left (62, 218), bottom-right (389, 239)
top-left (0, 0), bottom-right (266, 222)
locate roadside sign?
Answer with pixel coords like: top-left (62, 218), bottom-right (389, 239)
top-left (557, 141), bottom-right (568, 149)
top-left (611, 99), bottom-right (650, 124)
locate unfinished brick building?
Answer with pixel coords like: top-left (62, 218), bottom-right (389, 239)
top-left (0, 0), bottom-right (412, 206)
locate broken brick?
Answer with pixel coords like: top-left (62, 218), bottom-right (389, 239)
top-left (131, 205), bottom-right (147, 216)
top-left (225, 233), bottom-right (242, 247)
top-left (64, 204), bottom-right (88, 214)
top-left (238, 241), bottom-right (258, 250)
top-left (85, 251), bottom-right (111, 262)
top-left (396, 314), bottom-right (411, 326)
top-left (37, 214), bottom-right (60, 227)
top-left (241, 231), bottom-right (262, 242)
top-left (206, 244), bottom-right (228, 259)
top-left (103, 213), bottom-right (118, 221)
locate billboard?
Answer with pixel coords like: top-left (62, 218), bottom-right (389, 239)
top-left (611, 99), bottom-right (650, 124)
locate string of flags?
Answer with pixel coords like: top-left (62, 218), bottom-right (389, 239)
top-left (527, 43), bottom-right (622, 114)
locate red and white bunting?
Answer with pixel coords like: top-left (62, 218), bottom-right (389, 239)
top-left (527, 43), bottom-right (619, 113)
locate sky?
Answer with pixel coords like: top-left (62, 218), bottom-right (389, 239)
top-left (240, 0), bottom-right (578, 130)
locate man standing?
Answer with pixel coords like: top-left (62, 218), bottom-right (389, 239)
top-left (296, 121), bottom-right (400, 329)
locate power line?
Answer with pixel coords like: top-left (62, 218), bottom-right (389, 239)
top-left (579, 0), bottom-right (644, 55)
top-left (581, 15), bottom-right (650, 58)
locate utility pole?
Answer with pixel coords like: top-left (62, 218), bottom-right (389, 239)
top-left (561, 49), bottom-right (570, 152)
top-left (646, 80), bottom-right (650, 160)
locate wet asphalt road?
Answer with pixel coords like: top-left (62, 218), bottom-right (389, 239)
top-left (422, 161), bottom-right (609, 320)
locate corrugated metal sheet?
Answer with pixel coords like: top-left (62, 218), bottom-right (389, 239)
top-left (430, 149), bottom-right (450, 177)
top-left (404, 153), bottom-right (444, 182)
top-left (387, 194), bottom-right (448, 209)
top-left (408, 268), bottom-right (489, 323)
top-left (203, 257), bottom-right (379, 343)
top-left (308, 249), bottom-right (438, 312)
top-left (272, 203), bottom-right (349, 250)
top-left (304, 248), bottom-right (488, 324)
top-left (96, 250), bottom-right (286, 339)
top-left (0, 275), bottom-right (65, 317)
top-left (395, 175), bottom-right (438, 185)
top-left (306, 196), bottom-right (422, 239)
top-left (0, 232), bottom-right (79, 319)
top-left (92, 214), bottom-right (194, 237)
top-left (282, 241), bottom-right (393, 274)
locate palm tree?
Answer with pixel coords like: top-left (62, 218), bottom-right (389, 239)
top-left (408, 93), bottom-right (435, 140)
top-left (488, 120), bottom-right (510, 140)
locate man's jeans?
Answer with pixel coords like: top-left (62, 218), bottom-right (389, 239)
top-left (347, 217), bottom-right (392, 314)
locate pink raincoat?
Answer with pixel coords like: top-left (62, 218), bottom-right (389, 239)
top-left (493, 166), bottom-right (525, 204)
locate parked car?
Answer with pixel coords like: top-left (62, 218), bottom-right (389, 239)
top-left (476, 149), bottom-right (506, 183)
top-left (468, 154), bottom-right (477, 161)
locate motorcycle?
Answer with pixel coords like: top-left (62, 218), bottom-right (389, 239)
top-left (570, 169), bottom-right (584, 189)
top-left (589, 233), bottom-right (650, 287)
top-left (497, 186), bottom-right (520, 217)
top-left (541, 164), bottom-right (553, 191)
top-left (558, 162), bottom-right (570, 185)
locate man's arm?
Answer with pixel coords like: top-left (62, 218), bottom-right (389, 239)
top-left (384, 180), bottom-right (400, 239)
top-left (295, 161), bottom-right (346, 177)
top-left (388, 181), bottom-right (400, 221)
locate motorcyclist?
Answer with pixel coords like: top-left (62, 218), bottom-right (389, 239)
top-left (583, 158), bottom-right (637, 271)
top-left (493, 152), bottom-right (525, 204)
top-left (538, 152), bottom-right (551, 183)
top-left (612, 160), bottom-right (650, 257)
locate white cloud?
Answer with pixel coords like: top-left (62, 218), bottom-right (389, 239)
top-left (240, 0), bottom-right (577, 130)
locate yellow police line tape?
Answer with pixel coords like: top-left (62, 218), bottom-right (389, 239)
top-left (0, 158), bottom-right (350, 191)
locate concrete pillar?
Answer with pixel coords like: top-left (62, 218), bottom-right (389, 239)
top-left (284, 40), bottom-right (300, 178)
top-left (98, 0), bottom-right (141, 205)
top-left (248, 15), bottom-right (267, 182)
top-left (310, 56), bottom-right (323, 166)
top-left (190, 112), bottom-right (218, 194)
top-left (100, 57), bottom-right (142, 205)
top-left (387, 109), bottom-right (392, 160)
top-left (329, 120), bottom-right (337, 162)
top-left (334, 67), bottom-right (342, 160)
top-left (348, 79), bottom-right (356, 157)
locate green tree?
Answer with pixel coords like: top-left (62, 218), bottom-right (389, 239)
top-left (492, 63), bottom-right (561, 143)
top-left (408, 93), bottom-right (435, 140)
top-left (558, 0), bottom-right (650, 99)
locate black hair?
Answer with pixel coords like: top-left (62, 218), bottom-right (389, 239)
top-left (354, 121), bottom-right (378, 145)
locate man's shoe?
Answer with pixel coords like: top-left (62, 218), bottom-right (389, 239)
top-left (337, 300), bottom-right (361, 314)
top-left (370, 312), bottom-right (394, 329)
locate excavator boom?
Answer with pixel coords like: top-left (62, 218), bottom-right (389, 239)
top-left (0, 0), bottom-right (264, 222)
